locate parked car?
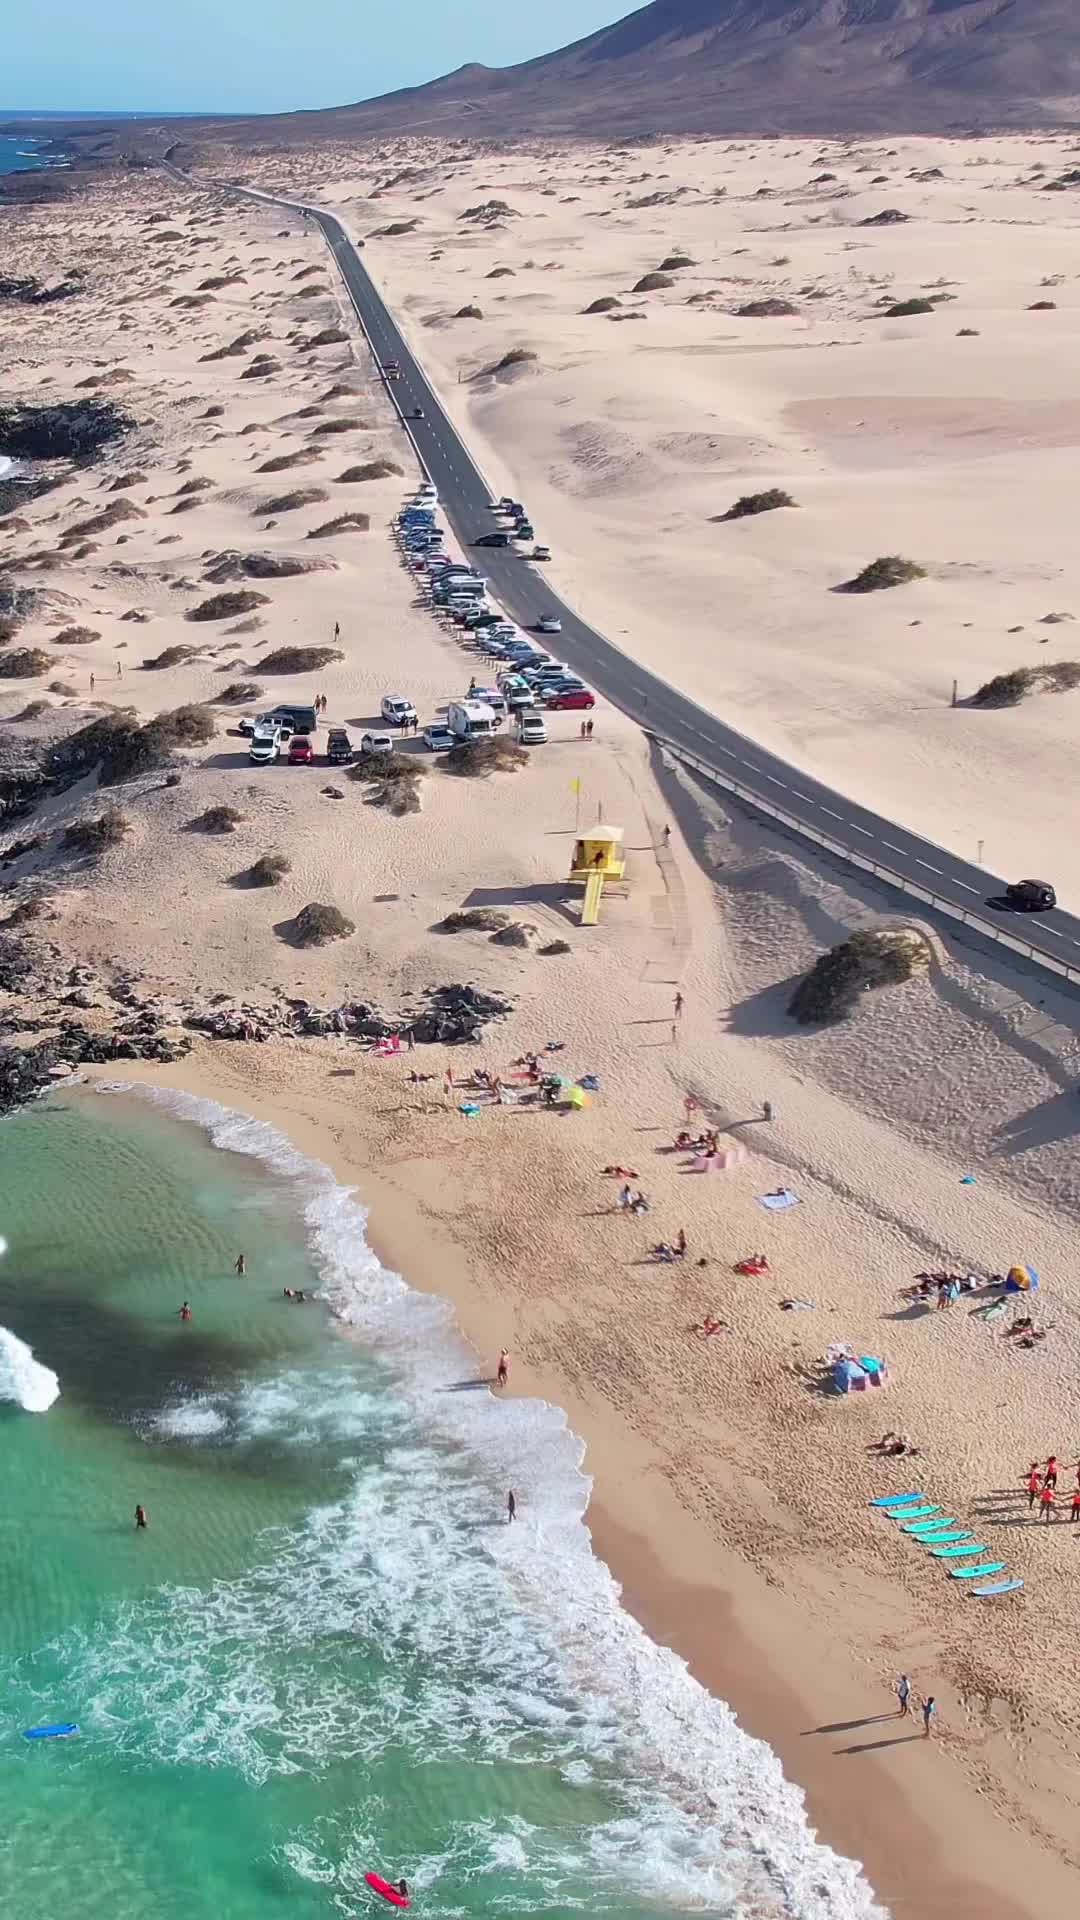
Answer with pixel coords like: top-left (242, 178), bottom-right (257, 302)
top-left (546, 688), bottom-right (595, 710)
top-left (381, 695), bottom-right (418, 729)
top-left (288, 734), bottom-right (314, 765)
top-left (1004, 878), bottom-right (1057, 912)
top-left (532, 545), bottom-right (552, 562)
top-left (360, 730), bottom-right (395, 756)
top-left (238, 715), bottom-right (259, 737)
top-left (248, 727), bottom-right (281, 764)
top-left (517, 711), bottom-right (548, 745)
top-left (474, 531), bottom-right (511, 548)
top-left (514, 523), bottom-right (535, 541)
top-left (423, 724), bottom-right (455, 752)
top-left (470, 686), bottom-right (506, 718)
top-left (325, 728), bottom-right (354, 765)
top-left (264, 703), bottom-right (316, 735)
top-left (536, 615), bottom-right (563, 635)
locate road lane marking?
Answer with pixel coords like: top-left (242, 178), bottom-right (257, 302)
top-left (850, 823), bottom-right (872, 836)
top-left (881, 841), bottom-right (905, 854)
top-left (916, 859), bottom-right (942, 875)
top-left (820, 807), bottom-right (842, 820)
top-left (953, 880), bottom-right (979, 894)
top-left (765, 775), bottom-right (787, 789)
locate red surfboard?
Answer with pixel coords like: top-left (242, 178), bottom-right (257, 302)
top-left (365, 1872), bottom-right (411, 1909)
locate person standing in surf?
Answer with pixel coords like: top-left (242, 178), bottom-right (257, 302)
top-left (497, 1348), bottom-right (510, 1389)
top-left (234, 1253), bottom-right (246, 1275)
top-left (134, 1505), bottom-right (148, 1529)
top-left (507, 1490), bottom-right (516, 1524)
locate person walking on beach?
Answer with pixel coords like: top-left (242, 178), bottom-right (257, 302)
top-left (1040, 1483), bottom-right (1056, 1524)
top-left (134, 1504), bottom-right (149, 1530)
top-left (896, 1674), bottom-right (911, 1718)
top-left (333, 621), bottom-right (340, 643)
top-left (1043, 1455), bottom-right (1059, 1490)
top-left (762, 1100), bottom-right (773, 1124)
top-left (507, 1489), bottom-right (516, 1524)
top-left (921, 1695), bottom-right (936, 1739)
top-left (662, 825), bottom-right (671, 845)
top-left (1028, 1461), bottom-right (1042, 1509)
top-left (234, 1253), bottom-right (246, 1276)
top-left (617, 1182), bottom-right (633, 1212)
top-left (675, 1228), bottom-right (687, 1259)
top-left (497, 1348), bottom-right (510, 1389)
top-left (673, 991), bottom-right (684, 1020)
top-left (1070, 1490), bottom-right (1080, 1523)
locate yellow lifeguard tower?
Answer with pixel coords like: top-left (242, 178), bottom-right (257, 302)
top-left (569, 824), bottom-right (626, 925)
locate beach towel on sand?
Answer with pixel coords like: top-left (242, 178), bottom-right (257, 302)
top-left (757, 1189), bottom-right (801, 1212)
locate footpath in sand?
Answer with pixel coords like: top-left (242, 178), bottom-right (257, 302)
top-left (2, 161), bottom-right (1080, 1919)
top-left (218, 129), bottom-right (1080, 909)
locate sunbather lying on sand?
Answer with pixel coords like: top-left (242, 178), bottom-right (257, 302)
top-left (694, 1316), bottom-right (728, 1337)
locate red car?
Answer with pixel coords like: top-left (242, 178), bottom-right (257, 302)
top-left (546, 688), bottom-right (595, 710)
top-left (288, 735), bottom-right (314, 764)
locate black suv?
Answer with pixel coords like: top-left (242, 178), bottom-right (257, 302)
top-left (474, 531), bottom-right (511, 548)
top-left (1004, 878), bottom-right (1056, 912)
top-left (325, 728), bottom-right (354, 765)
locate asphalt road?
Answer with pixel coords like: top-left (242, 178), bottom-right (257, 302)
top-left (176, 167), bottom-right (1080, 982)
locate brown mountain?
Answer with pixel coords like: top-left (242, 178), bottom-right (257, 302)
top-left (191, 0), bottom-right (1080, 145)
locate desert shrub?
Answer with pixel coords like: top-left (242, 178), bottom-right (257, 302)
top-left (540, 938), bottom-right (571, 956)
top-left (305, 327), bottom-right (348, 347)
top-left (52, 625), bottom-right (100, 646)
top-left (189, 804), bottom-right (244, 833)
top-left (1, 895), bottom-right (51, 926)
top-left (308, 514), bottom-right (369, 537)
top-left (176, 476), bottom-right (212, 496)
top-left (584, 296), bottom-right (621, 314)
top-left (633, 272), bottom-right (674, 293)
top-left (0, 648), bottom-right (52, 678)
top-left (972, 668), bottom-right (1036, 708)
top-left (155, 705), bottom-right (216, 748)
top-left (337, 460), bottom-right (403, 482)
top-left (974, 662), bottom-right (1080, 706)
top-left (482, 348), bottom-right (537, 378)
top-left (48, 680), bottom-right (78, 695)
top-left (957, 328), bottom-right (980, 337)
top-left (883, 298), bottom-right (935, 317)
top-left (454, 305), bottom-right (483, 319)
top-left (11, 700), bottom-right (49, 721)
top-left (62, 807), bottom-right (131, 855)
top-left (789, 928), bottom-right (929, 1026)
top-left (216, 681), bottom-right (263, 704)
top-left (348, 750), bottom-right (419, 786)
top-left (141, 644), bottom-right (202, 669)
top-left (659, 253), bottom-right (695, 270)
top-left (718, 489), bottom-right (795, 520)
top-left (839, 555), bottom-right (925, 593)
top-left (486, 267), bottom-right (515, 278)
top-left (186, 591), bottom-right (269, 622)
top-left (0, 616), bottom-right (20, 642)
top-left (735, 298), bottom-right (798, 317)
top-left (259, 646), bottom-right (343, 673)
top-left (256, 449), bottom-right (322, 473)
top-left (258, 487), bottom-right (328, 513)
top-left (310, 418), bottom-right (367, 436)
top-left (240, 358), bottom-right (280, 380)
top-left (242, 851), bottom-right (291, 887)
top-left (443, 737), bottom-right (528, 777)
top-left (110, 470), bottom-right (147, 490)
top-left (287, 902), bottom-right (355, 945)
top-left (61, 498), bottom-right (144, 543)
top-left (366, 781), bottom-right (421, 815)
top-left (438, 907), bottom-right (510, 932)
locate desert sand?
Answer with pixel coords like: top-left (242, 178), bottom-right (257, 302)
top-left (214, 130), bottom-right (1080, 906)
top-left (3, 148), bottom-right (1080, 1918)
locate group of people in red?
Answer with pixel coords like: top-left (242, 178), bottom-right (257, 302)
top-left (1027, 1455), bottom-right (1080, 1523)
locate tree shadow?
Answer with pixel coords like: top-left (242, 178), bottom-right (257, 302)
top-left (993, 1091), bottom-right (1079, 1155)
top-left (724, 975), bottom-right (805, 1040)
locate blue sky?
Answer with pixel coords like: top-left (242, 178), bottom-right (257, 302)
top-left (3, 0), bottom-right (634, 115)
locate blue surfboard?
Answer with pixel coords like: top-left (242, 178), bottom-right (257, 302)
top-left (902, 1517), bottom-right (957, 1534)
top-left (972, 1578), bottom-right (1024, 1597)
top-left (951, 1561), bottom-right (1007, 1580)
top-left (23, 1723), bottom-right (79, 1741)
top-left (931, 1542), bottom-right (988, 1558)
top-left (916, 1530), bottom-right (971, 1546)
top-left (888, 1504), bottom-right (939, 1522)
top-left (870, 1492), bottom-right (923, 1507)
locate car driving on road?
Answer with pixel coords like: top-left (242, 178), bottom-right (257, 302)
top-left (998, 878), bottom-right (1057, 913)
top-left (536, 616), bottom-right (562, 635)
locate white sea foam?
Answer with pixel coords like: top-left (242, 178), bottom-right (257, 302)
top-left (152, 1398), bottom-right (230, 1440)
top-left (96, 1082), bottom-right (888, 1919)
top-left (0, 1325), bottom-right (60, 1413)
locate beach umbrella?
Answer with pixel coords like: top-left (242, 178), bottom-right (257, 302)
top-left (1006, 1264), bottom-right (1039, 1292)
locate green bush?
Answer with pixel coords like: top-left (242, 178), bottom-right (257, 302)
top-left (444, 737), bottom-right (528, 777)
top-left (243, 851), bottom-right (291, 886)
top-left (839, 555), bottom-right (925, 593)
top-left (789, 930), bottom-right (929, 1025)
top-left (972, 668), bottom-right (1036, 708)
top-left (287, 902), bottom-right (355, 945)
top-left (718, 489), bottom-right (796, 520)
top-left (62, 808), bottom-right (131, 855)
top-left (186, 591), bottom-right (269, 623)
top-left (883, 298), bottom-right (935, 317)
top-left (258, 646), bottom-right (343, 673)
top-left (190, 804), bottom-right (244, 833)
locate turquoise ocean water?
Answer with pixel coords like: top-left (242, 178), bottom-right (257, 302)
top-left (0, 1086), bottom-right (884, 1919)
top-left (0, 137), bottom-right (44, 173)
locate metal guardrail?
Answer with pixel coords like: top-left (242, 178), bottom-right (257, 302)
top-left (660, 740), bottom-right (1080, 989)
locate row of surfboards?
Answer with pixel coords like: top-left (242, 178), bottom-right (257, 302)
top-left (872, 1492), bottom-right (1023, 1596)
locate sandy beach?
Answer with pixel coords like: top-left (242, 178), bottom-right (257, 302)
top-left (4, 146), bottom-right (1080, 1917)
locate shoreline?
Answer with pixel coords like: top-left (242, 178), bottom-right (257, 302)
top-left (77, 1051), bottom-right (1077, 1920)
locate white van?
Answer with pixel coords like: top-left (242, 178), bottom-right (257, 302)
top-left (248, 727), bottom-right (280, 764)
top-left (381, 694), bottom-right (418, 728)
top-left (447, 700), bottom-right (497, 740)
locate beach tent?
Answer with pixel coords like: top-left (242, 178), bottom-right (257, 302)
top-left (834, 1356), bottom-right (868, 1394)
top-left (1006, 1265), bottom-right (1040, 1293)
top-left (693, 1146), bottom-right (747, 1173)
top-left (566, 1085), bottom-right (588, 1111)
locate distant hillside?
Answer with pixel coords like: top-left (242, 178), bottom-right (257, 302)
top-left (180, 0), bottom-right (1080, 144)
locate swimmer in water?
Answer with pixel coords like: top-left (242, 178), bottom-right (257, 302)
top-left (234, 1253), bottom-right (246, 1275)
top-left (134, 1505), bottom-right (148, 1529)
top-left (178, 1302), bottom-right (192, 1321)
